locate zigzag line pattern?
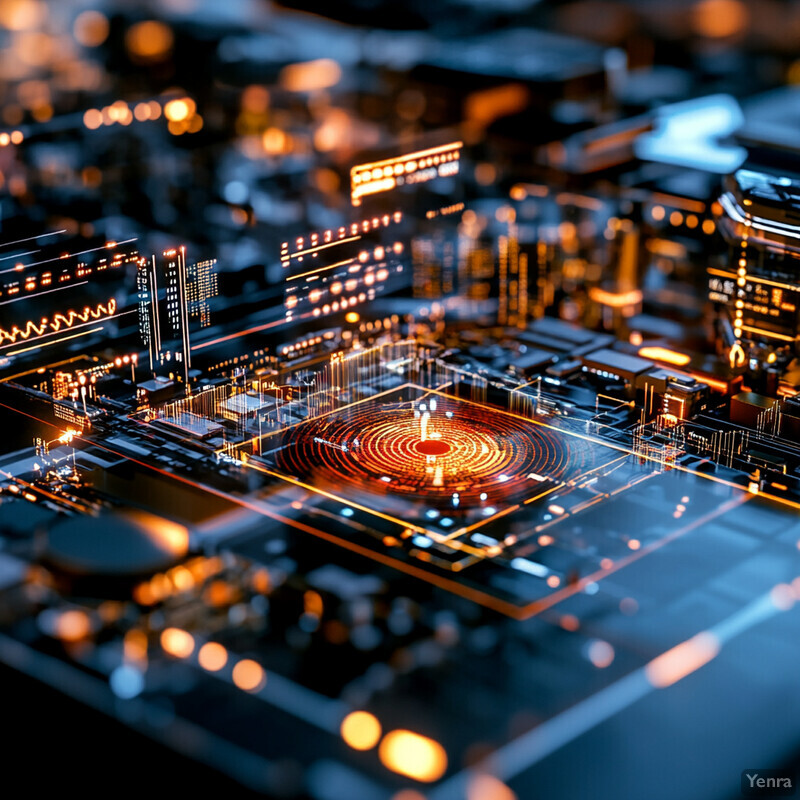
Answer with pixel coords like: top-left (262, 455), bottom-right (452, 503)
top-left (0, 298), bottom-right (116, 344)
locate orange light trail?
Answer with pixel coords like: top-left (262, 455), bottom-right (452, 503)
top-left (0, 309), bottom-right (135, 351)
top-left (0, 237), bottom-right (137, 275)
top-left (283, 235), bottom-right (361, 262)
top-left (285, 257), bottom-right (355, 283)
top-left (351, 141), bottom-right (463, 174)
top-left (638, 346), bottom-right (691, 367)
top-left (688, 372), bottom-right (730, 393)
top-left (352, 177), bottom-right (396, 200)
top-left (190, 313), bottom-right (312, 351)
top-left (6, 326), bottom-right (104, 356)
top-left (645, 632), bottom-right (720, 688)
top-left (0, 280), bottom-right (89, 306)
top-left (0, 299), bottom-right (116, 345)
top-left (378, 729), bottom-right (448, 782)
top-left (739, 325), bottom-right (797, 342)
top-left (0, 355), bottom-right (87, 383)
top-left (708, 267), bottom-right (800, 294)
top-left (588, 287), bottom-right (643, 307)
top-left (351, 141), bottom-right (462, 203)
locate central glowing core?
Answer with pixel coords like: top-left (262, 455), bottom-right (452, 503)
top-left (415, 439), bottom-right (452, 457)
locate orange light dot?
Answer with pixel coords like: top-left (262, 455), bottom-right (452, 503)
top-left (55, 609), bottom-right (91, 642)
top-left (167, 119), bottom-right (187, 136)
top-left (169, 565), bottom-right (193, 592)
top-left (0, 0), bottom-right (46, 30)
top-left (160, 627), bottom-right (194, 658)
top-left (587, 639), bottom-right (615, 668)
top-left (83, 109), bottom-right (102, 130)
top-left (32, 104), bottom-right (52, 123)
top-left (262, 126), bottom-right (288, 155)
top-left (378, 730), bottom-right (448, 782)
top-left (124, 629), bottom-right (148, 663)
top-left (10, 130), bottom-right (23, 145)
top-left (280, 58), bottom-right (342, 92)
top-left (198, 642), bottom-right (228, 672)
top-left (692, 0), bottom-right (749, 38)
top-left (0, 133), bottom-right (9, 146)
top-left (133, 582), bottom-right (156, 605)
top-left (341, 711), bottom-right (382, 751)
top-left (125, 20), bottom-right (174, 62)
top-left (628, 538), bottom-right (641, 550)
top-left (165, 98), bottom-right (190, 122)
top-left (232, 658), bottom-right (266, 692)
top-left (242, 84), bottom-right (270, 113)
top-left (74, 10), bottom-right (109, 47)
top-left (17, 30), bottom-right (51, 66)
top-left (560, 614), bottom-right (579, 632)
top-left (474, 163), bottom-right (496, 186)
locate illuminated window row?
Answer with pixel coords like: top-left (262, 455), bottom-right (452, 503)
top-left (281, 212), bottom-right (402, 264)
top-left (350, 141), bottom-right (462, 203)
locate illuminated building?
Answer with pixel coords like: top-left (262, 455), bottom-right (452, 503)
top-left (137, 248), bottom-right (217, 385)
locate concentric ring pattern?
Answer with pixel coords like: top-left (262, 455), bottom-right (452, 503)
top-left (276, 396), bottom-right (590, 508)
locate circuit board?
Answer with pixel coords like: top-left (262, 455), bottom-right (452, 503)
top-left (2, 2), bottom-right (800, 799)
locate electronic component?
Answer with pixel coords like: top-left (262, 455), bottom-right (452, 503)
top-left (2, 4), bottom-right (800, 799)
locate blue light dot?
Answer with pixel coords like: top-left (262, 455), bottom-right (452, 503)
top-left (110, 664), bottom-right (144, 699)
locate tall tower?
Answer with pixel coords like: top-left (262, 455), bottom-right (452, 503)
top-left (164, 247), bottom-right (192, 385)
top-left (137, 246), bottom-right (195, 385)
